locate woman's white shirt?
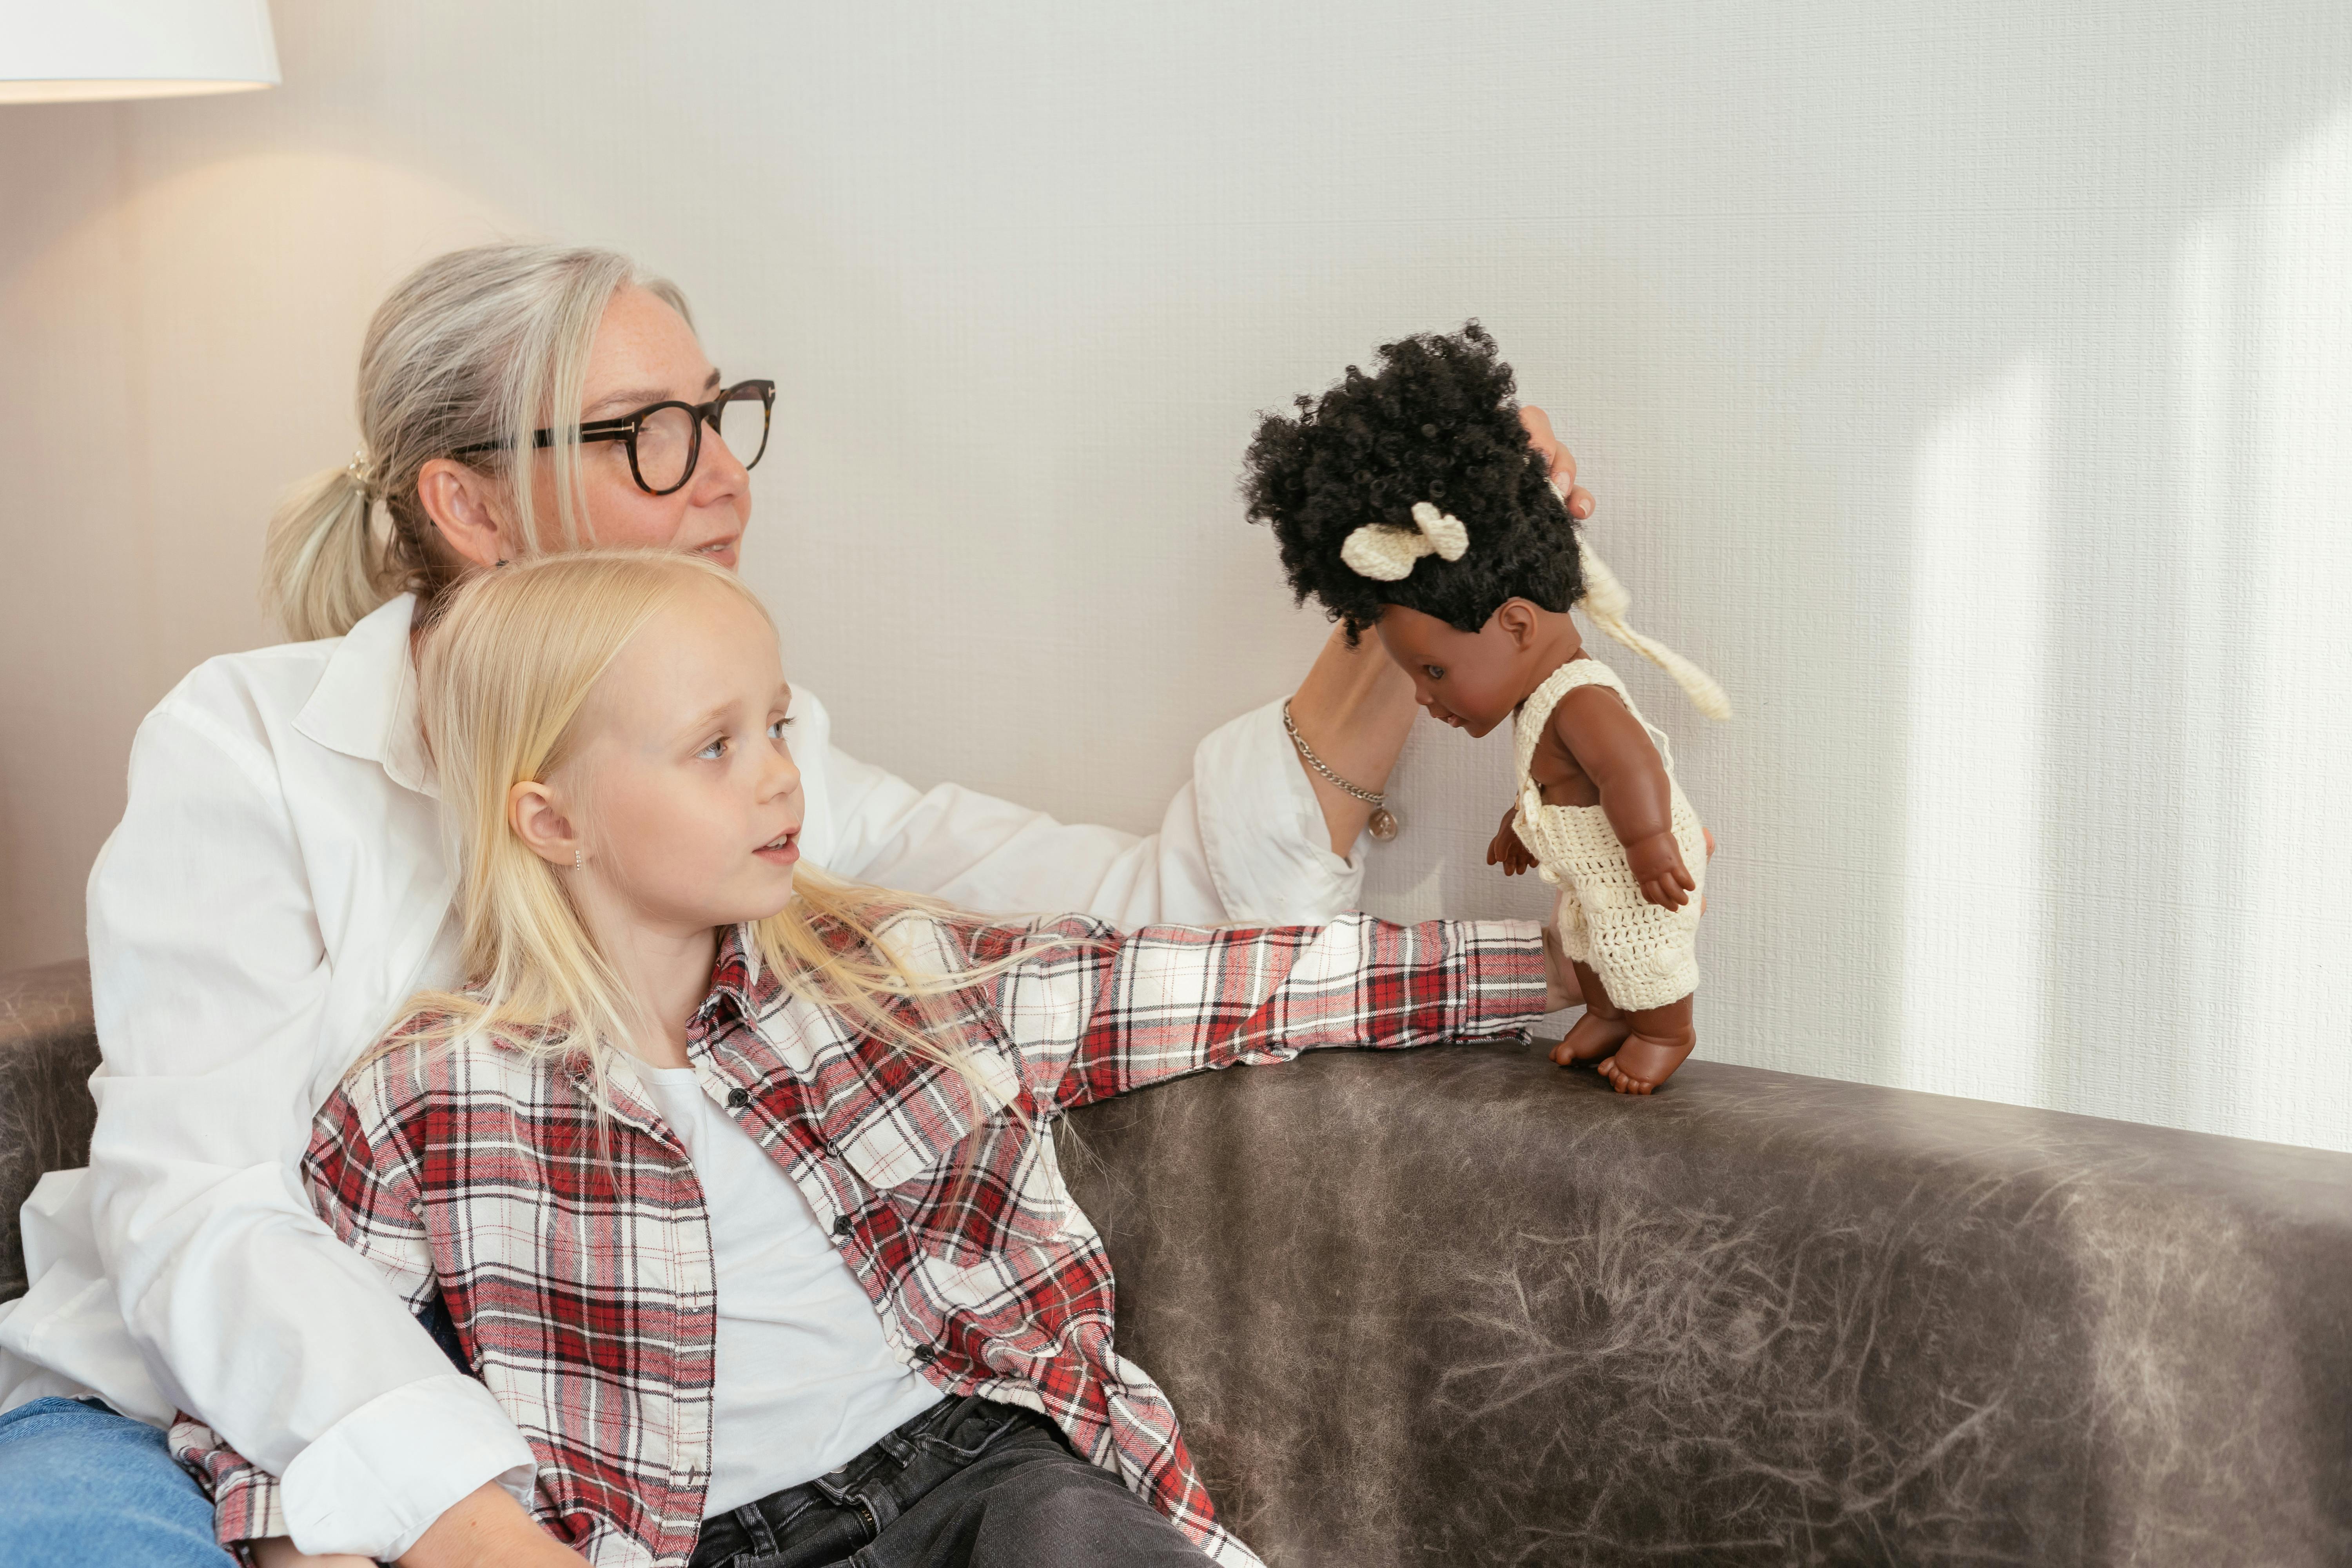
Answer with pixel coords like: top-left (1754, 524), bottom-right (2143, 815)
top-left (0, 592), bottom-right (1358, 1560)
top-left (635, 1066), bottom-right (941, 1516)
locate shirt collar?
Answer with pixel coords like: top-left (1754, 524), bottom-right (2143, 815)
top-left (703, 923), bottom-right (763, 1022)
top-left (292, 593), bottom-right (436, 797)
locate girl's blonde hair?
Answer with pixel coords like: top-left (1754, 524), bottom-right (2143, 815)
top-left (262, 243), bottom-right (695, 643)
top-left (402, 550), bottom-right (1020, 1100)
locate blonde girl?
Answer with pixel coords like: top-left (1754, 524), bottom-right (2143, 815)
top-left (169, 551), bottom-right (1561, 1568)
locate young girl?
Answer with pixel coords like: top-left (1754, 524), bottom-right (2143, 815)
top-left (168, 551), bottom-right (1560, 1568)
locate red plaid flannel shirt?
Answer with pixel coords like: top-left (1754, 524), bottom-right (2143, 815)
top-left (171, 911), bottom-right (1545, 1566)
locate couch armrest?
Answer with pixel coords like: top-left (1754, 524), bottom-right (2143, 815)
top-left (1062, 1040), bottom-right (2352, 1566)
top-left (0, 960), bottom-right (98, 1303)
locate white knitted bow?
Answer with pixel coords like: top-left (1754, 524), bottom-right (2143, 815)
top-left (1340, 501), bottom-right (1469, 581)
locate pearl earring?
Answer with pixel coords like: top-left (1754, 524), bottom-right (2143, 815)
top-left (574, 848), bottom-right (583, 871)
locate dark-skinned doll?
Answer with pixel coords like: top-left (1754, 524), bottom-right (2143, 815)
top-left (1245, 324), bottom-right (1729, 1093)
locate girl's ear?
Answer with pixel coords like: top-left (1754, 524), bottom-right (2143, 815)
top-left (509, 779), bottom-right (581, 869)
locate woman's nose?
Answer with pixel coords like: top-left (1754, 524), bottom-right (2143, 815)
top-left (695, 419), bottom-right (755, 498)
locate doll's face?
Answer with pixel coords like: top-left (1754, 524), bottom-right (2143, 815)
top-left (1374, 604), bottom-right (1545, 739)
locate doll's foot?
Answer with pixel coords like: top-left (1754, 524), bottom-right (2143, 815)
top-left (1551, 1008), bottom-right (1633, 1067)
top-left (1597, 1030), bottom-right (1695, 1094)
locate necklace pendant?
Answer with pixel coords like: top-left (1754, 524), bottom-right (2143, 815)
top-left (1368, 806), bottom-right (1400, 842)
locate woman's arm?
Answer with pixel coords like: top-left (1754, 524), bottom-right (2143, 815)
top-left (172, 1072), bottom-right (585, 1567)
top-left (811, 415), bottom-right (1590, 924)
top-left (85, 676), bottom-right (535, 1562)
top-left (977, 913), bottom-right (1550, 1113)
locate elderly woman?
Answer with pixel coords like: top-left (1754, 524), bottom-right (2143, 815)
top-left (0, 244), bottom-right (1590, 1568)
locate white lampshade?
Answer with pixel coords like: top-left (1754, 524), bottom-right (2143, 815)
top-left (0, 0), bottom-right (279, 104)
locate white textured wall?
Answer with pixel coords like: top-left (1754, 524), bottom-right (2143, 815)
top-left (2, 3), bottom-right (2347, 1149)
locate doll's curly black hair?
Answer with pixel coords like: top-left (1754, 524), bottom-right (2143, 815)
top-left (1243, 322), bottom-right (1580, 644)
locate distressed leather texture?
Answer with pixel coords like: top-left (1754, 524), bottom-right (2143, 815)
top-left (0, 960), bottom-right (98, 1304)
top-left (6, 960), bottom-right (2350, 1564)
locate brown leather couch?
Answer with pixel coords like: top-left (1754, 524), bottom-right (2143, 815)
top-left (6, 957), bottom-right (2349, 1565)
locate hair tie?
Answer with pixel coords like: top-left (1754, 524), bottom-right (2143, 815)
top-left (1547, 476), bottom-right (1731, 720)
top-left (345, 448), bottom-right (377, 498)
top-left (1340, 501), bottom-right (1468, 581)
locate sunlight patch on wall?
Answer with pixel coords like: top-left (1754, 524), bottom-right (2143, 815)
top-left (2237, 104), bottom-right (2352, 1148)
top-left (1898, 358), bottom-right (2047, 1104)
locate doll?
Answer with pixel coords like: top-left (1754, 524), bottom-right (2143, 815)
top-left (1245, 324), bottom-right (1728, 1093)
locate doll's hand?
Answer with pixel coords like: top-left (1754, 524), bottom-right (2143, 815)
top-left (1625, 831), bottom-right (1696, 911)
top-left (1519, 406), bottom-right (1595, 521)
top-left (1487, 806), bottom-right (1537, 876)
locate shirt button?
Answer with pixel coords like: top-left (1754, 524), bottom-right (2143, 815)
top-left (726, 1087), bottom-right (751, 1110)
top-left (831, 1213), bottom-right (854, 1237)
top-left (911, 1345), bottom-right (937, 1364)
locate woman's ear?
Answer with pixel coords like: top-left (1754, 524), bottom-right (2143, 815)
top-left (509, 779), bottom-right (581, 869)
top-left (417, 458), bottom-right (514, 570)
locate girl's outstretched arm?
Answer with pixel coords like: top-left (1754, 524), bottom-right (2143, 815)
top-left (982, 913), bottom-right (1550, 1113)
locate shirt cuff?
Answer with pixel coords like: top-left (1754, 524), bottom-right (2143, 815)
top-left (278, 1372), bottom-right (539, 1560)
top-left (1193, 697), bottom-right (1365, 925)
top-left (1451, 918), bottom-right (1551, 1036)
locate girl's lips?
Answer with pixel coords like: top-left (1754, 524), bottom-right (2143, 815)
top-left (754, 830), bottom-right (799, 866)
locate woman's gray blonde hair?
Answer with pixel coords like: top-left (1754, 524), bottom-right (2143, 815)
top-left (261, 242), bottom-right (693, 642)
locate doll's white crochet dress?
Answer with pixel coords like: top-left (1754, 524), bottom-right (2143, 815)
top-left (1512, 657), bottom-right (1709, 1013)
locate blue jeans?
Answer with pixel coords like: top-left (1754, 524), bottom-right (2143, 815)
top-left (0, 1395), bottom-right (238, 1566)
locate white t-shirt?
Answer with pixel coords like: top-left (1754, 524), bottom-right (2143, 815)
top-left (638, 1067), bottom-right (942, 1515)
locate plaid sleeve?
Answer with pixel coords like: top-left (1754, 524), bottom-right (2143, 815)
top-left (167, 1413), bottom-right (285, 1561)
top-left (301, 1065), bottom-right (440, 1311)
top-left (996, 912), bottom-right (1546, 1111)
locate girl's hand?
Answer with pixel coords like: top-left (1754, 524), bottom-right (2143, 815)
top-left (1487, 806), bottom-right (1537, 876)
top-left (1625, 831), bottom-right (1697, 910)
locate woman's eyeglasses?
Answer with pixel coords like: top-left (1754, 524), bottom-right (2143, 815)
top-left (454, 379), bottom-right (775, 497)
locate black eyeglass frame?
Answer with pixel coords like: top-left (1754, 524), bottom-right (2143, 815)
top-left (453, 379), bottom-right (776, 497)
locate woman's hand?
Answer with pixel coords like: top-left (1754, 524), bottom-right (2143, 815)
top-left (399, 1483), bottom-right (592, 1568)
top-left (1519, 406), bottom-right (1594, 521)
top-left (1487, 804), bottom-right (1537, 876)
top-left (251, 1541), bottom-right (374, 1568)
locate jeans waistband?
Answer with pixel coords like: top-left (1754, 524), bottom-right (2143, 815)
top-left (689, 1395), bottom-right (1033, 1568)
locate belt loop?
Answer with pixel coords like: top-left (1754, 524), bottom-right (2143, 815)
top-left (733, 1498), bottom-right (780, 1557)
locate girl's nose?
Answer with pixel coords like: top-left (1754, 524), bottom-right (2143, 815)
top-left (763, 738), bottom-right (802, 800)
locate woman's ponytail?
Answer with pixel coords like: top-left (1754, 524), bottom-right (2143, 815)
top-left (258, 243), bottom-right (694, 643)
top-left (261, 462), bottom-right (395, 642)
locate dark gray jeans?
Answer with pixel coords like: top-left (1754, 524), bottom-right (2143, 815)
top-left (686, 1396), bottom-right (1210, 1568)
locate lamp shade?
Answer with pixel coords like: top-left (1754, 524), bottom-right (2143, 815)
top-left (0, 0), bottom-right (279, 104)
